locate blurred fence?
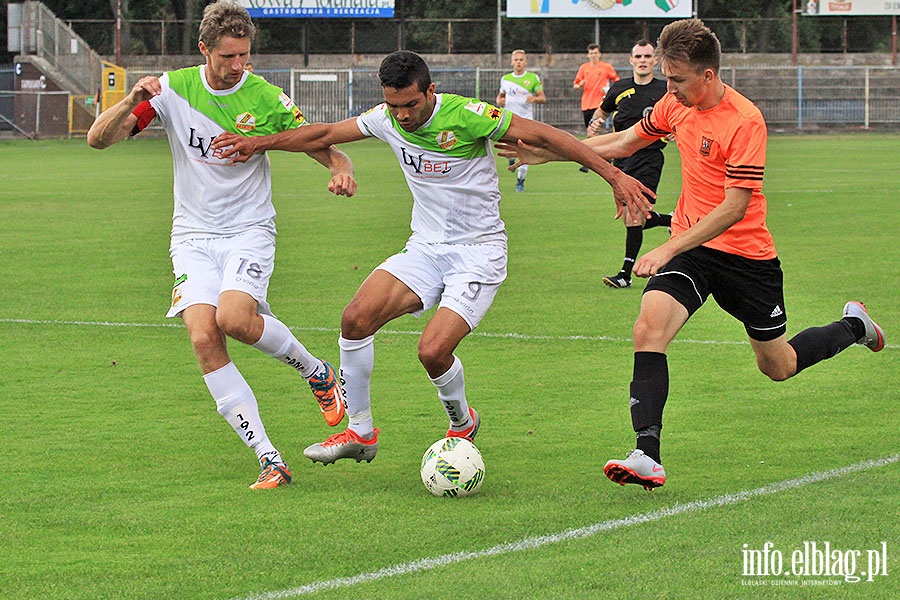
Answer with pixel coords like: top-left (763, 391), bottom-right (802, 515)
top-left (0, 89), bottom-right (72, 138)
top-left (124, 65), bottom-right (900, 130)
top-left (63, 15), bottom-right (900, 57)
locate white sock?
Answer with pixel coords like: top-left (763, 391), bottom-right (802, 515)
top-left (204, 362), bottom-right (280, 465)
top-left (339, 335), bottom-right (375, 436)
top-left (517, 164), bottom-right (528, 180)
top-left (253, 313), bottom-right (320, 379)
top-left (431, 355), bottom-right (471, 429)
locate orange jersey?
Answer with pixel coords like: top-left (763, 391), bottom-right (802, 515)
top-left (574, 61), bottom-right (620, 110)
top-left (636, 85), bottom-right (776, 260)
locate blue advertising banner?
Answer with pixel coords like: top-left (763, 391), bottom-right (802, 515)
top-left (237, 1), bottom-right (395, 19)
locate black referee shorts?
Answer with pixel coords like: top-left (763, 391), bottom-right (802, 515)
top-left (614, 150), bottom-right (664, 196)
top-left (643, 245), bottom-right (788, 341)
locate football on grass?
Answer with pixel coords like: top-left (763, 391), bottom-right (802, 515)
top-left (420, 437), bottom-right (485, 497)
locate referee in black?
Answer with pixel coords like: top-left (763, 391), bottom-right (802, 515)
top-left (590, 39), bottom-right (672, 289)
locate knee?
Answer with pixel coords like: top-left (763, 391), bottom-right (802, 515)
top-left (757, 358), bottom-right (794, 382)
top-left (754, 341), bottom-right (798, 382)
top-left (215, 309), bottom-right (254, 342)
top-left (417, 339), bottom-right (452, 375)
top-left (341, 301), bottom-right (375, 339)
top-left (189, 325), bottom-right (225, 358)
top-left (633, 317), bottom-right (662, 348)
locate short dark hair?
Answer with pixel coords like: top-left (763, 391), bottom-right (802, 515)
top-left (198, 1), bottom-right (256, 50)
top-left (378, 51), bottom-right (432, 93)
top-left (587, 43), bottom-right (601, 52)
top-left (634, 39), bottom-right (653, 49)
top-left (657, 19), bottom-right (721, 74)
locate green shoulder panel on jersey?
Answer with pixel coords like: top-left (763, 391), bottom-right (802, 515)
top-left (391, 94), bottom-right (512, 159)
top-left (166, 67), bottom-right (305, 135)
top-left (501, 71), bottom-right (543, 95)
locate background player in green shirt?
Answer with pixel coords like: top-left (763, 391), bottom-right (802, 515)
top-left (497, 49), bottom-right (546, 192)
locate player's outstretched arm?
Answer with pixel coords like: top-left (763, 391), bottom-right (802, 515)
top-left (212, 118), bottom-right (365, 164)
top-left (305, 145), bottom-right (357, 197)
top-left (499, 115), bottom-right (654, 220)
top-left (87, 76), bottom-right (160, 149)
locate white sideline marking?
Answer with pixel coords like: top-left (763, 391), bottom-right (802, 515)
top-left (231, 454), bottom-right (899, 600)
top-left (2, 318), bottom-right (896, 349)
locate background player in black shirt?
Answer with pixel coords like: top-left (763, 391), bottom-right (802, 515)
top-left (589, 39), bottom-right (672, 289)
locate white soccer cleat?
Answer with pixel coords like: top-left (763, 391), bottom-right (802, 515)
top-left (603, 449), bottom-right (666, 491)
top-left (304, 428), bottom-right (378, 465)
top-left (842, 301), bottom-right (885, 352)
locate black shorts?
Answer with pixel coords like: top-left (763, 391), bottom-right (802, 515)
top-left (614, 149), bottom-right (664, 196)
top-left (582, 109), bottom-right (597, 128)
top-left (643, 245), bottom-right (788, 341)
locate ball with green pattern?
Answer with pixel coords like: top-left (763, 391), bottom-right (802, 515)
top-left (420, 437), bottom-right (485, 497)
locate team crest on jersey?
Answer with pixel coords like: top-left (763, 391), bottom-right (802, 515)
top-left (435, 130), bottom-right (458, 150)
top-left (486, 106), bottom-right (502, 120)
top-left (235, 112), bottom-right (256, 132)
top-left (279, 92), bottom-right (294, 110)
top-left (700, 136), bottom-right (713, 156)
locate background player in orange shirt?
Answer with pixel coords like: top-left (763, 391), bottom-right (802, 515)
top-left (500, 19), bottom-right (885, 491)
top-left (574, 43), bottom-right (620, 131)
top-left (573, 43), bottom-right (619, 172)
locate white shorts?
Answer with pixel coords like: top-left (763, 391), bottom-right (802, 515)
top-left (166, 231), bottom-right (276, 318)
top-left (375, 241), bottom-right (507, 330)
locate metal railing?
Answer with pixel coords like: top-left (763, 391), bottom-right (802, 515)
top-left (128, 64), bottom-right (900, 131)
top-left (72, 62), bottom-right (900, 131)
top-left (0, 89), bottom-right (71, 138)
top-left (3, 63), bottom-right (896, 138)
top-left (19, 2), bottom-right (105, 95)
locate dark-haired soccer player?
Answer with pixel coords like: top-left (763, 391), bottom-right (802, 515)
top-left (500, 19), bottom-right (884, 490)
top-left (213, 50), bottom-right (654, 466)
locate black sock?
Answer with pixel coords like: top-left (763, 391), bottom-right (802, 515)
top-left (622, 226), bottom-right (643, 277)
top-left (643, 211), bottom-right (672, 230)
top-left (637, 428), bottom-right (661, 464)
top-left (788, 318), bottom-right (859, 375)
top-left (630, 352), bottom-right (668, 464)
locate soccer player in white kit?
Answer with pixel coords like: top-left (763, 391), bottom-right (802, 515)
top-left (212, 51), bottom-right (654, 466)
top-left (87, 1), bottom-right (355, 489)
top-left (496, 49), bottom-right (546, 192)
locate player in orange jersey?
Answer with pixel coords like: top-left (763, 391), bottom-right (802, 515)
top-left (499, 19), bottom-right (884, 490)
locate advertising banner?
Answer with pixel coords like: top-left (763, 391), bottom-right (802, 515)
top-left (237, 1), bottom-right (395, 19)
top-left (506, 0), bottom-right (692, 19)
top-left (804, 0), bottom-right (900, 15)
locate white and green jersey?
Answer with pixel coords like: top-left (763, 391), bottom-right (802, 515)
top-left (146, 65), bottom-right (306, 241)
top-left (355, 93), bottom-right (512, 246)
top-left (498, 71), bottom-right (543, 120)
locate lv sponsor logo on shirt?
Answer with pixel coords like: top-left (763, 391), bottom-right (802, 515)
top-left (401, 147), bottom-right (451, 175)
top-left (188, 128), bottom-right (215, 158)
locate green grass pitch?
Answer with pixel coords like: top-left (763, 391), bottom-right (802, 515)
top-left (0, 133), bottom-right (897, 599)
